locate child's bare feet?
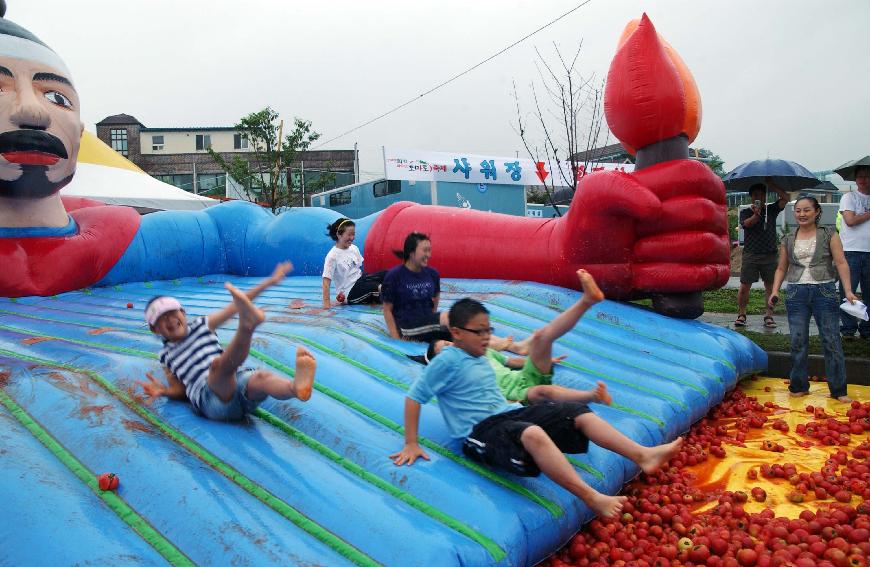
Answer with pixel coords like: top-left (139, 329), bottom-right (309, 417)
top-left (585, 492), bottom-right (628, 519)
top-left (507, 336), bottom-right (530, 356)
top-left (835, 395), bottom-right (853, 403)
top-left (637, 437), bottom-right (683, 475)
top-left (577, 269), bottom-right (605, 304)
top-left (593, 381), bottom-right (612, 406)
top-left (293, 346), bottom-right (316, 401)
top-left (226, 283), bottom-right (265, 330)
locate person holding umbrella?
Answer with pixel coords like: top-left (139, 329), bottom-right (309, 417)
top-left (835, 157), bottom-right (870, 339)
top-left (735, 180), bottom-right (788, 328)
top-left (723, 159), bottom-right (820, 328)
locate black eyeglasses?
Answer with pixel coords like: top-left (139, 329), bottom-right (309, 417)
top-left (456, 326), bottom-right (495, 337)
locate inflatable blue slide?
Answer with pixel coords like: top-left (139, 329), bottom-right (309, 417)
top-left (0, 273), bottom-right (765, 566)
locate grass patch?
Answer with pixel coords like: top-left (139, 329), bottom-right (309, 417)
top-left (738, 330), bottom-right (870, 357)
top-left (630, 289), bottom-right (786, 315)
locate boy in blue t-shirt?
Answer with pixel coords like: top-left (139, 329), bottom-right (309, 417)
top-left (391, 270), bottom-right (683, 519)
top-left (139, 262), bottom-right (317, 421)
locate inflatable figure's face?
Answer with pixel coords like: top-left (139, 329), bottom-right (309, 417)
top-left (0, 54), bottom-right (82, 199)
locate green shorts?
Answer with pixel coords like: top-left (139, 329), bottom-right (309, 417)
top-left (497, 358), bottom-right (553, 403)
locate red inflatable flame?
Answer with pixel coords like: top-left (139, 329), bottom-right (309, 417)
top-left (604, 13), bottom-right (701, 154)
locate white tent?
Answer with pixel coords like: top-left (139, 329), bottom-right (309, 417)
top-left (61, 131), bottom-right (217, 212)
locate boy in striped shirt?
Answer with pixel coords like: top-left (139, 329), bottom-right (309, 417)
top-left (139, 262), bottom-right (316, 421)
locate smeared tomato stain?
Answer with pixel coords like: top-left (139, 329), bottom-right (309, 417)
top-left (79, 404), bottom-right (111, 418)
top-left (88, 327), bottom-right (117, 335)
top-left (22, 337), bottom-right (54, 345)
top-left (121, 418), bottom-right (154, 434)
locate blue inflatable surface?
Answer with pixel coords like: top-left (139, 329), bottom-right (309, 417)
top-left (0, 275), bottom-right (765, 566)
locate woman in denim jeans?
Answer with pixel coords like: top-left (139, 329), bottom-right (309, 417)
top-left (769, 196), bottom-right (857, 402)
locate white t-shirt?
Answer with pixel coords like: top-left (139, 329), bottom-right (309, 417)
top-left (839, 191), bottom-right (870, 252)
top-left (322, 244), bottom-right (364, 298)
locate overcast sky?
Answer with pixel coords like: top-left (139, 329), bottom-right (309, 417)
top-left (10, 0), bottom-right (869, 182)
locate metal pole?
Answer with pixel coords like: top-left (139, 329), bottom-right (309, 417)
top-left (301, 161), bottom-right (305, 207)
top-left (354, 142), bottom-right (360, 184)
top-left (193, 160), bottom-right (197, 194)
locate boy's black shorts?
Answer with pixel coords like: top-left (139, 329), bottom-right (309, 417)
top-left (462, 401), bottom-right (592, 477)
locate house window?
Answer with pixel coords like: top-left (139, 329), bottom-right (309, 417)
top-left (151, 135), bottom-right (164, 151)
top-left (196, 173), bottom-right (226, 196)
top-left (329, 190), bottom-right (352, 207)
top-left (195, 134), bottom-right (212, 151)
top-left (373, 180), bottom-right (401, 198)
top-left (110, 129), bottom-right (128, 156)
top-left (154, 174), bottom-right (194, 192)
top-left (233, 133), bottom-right (249, 150)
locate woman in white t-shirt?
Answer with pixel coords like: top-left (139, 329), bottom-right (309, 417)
top-left (322, 218), bottom-right (385, 309)
top-left (769, 196), bottom-right (857, 402)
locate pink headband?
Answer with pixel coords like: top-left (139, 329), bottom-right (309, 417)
top-left (145, 297), bottom-right (183, 326)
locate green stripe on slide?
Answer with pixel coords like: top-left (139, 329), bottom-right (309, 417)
top-left (1, 308), bottom-right (566, 517)
top-left (0, 388), bottom-right (195, 567)
top-left (0, 348), bottom-right (381, 567)
top-left (254, 408), bottom-right (506, 562)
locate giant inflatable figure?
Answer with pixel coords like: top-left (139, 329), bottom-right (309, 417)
top-left (363, 15), bottom-right (728, 318)
top-left (0, 11), bottom-right (727, 319)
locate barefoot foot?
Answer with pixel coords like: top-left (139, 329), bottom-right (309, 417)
top-left (507, 336), bottom-right (530, 356)
top-left (835, 395), bottom-right (853, 403)
top-left (293, 346), bottom-right (316, 401)
top-left (638, 437), bottom-right (683, 475)
top-left (226, 283), bottom-right (266, 330)
top-left (788, 390), bottom-right (810, 398)
top-left (593, 381), bottom-right (612, 406)
top-left (585, 492), bottom-right (628, 519)
top-left (577, 269), bottom-right (605, 304)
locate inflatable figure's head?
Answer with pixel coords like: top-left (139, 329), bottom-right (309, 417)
top-left (0, 3), bottom-right (82, 203)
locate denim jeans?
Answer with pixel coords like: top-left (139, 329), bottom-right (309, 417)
top-left (841, 251), bottom-right (870, 337)
top-left (785, 282), bottom-right (847, 398)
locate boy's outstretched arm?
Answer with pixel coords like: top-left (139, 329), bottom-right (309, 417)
top-left (208, 261), bottom-right (292, 331)
top-left (137, 367), bottom-right (187, 403)
top-left (389, 398), bottom-right (430, 466)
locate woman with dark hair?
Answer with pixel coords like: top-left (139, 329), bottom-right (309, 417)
top-left (381, 232), bottom-right (451, 342)
top-left (382, 232), bottom-right (527, 350)
top-left (321, 217), bottom-right (384, 309)
top-left (769, 196), bottom-right (857, 402)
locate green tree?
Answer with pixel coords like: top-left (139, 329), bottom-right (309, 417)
top-left (208, 107), bottom-right (335, 213)
top-left (692, 148), bottom-right (726, 178)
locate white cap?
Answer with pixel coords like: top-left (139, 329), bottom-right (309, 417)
top-left (145, 297), bottom-right (183, 326)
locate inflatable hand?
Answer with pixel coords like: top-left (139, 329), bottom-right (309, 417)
top-left (614, 159), bottom-right (729, 294)
top-left (362, 160), bottom-right (728, 310)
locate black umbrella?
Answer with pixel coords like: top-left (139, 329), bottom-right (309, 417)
top-left (722, 159), bottom-right (819, 192)
top-left (833, 156), bottom-right (870, 181)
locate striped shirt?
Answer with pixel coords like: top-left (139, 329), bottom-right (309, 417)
top-left (158, 316), bottom-right (222, 410)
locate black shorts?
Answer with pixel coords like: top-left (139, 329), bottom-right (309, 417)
top-left (399, 311), bottom-right (452, 343)
top-left (347, 271), bottom-right (386, 305)
top-left (462, 401), bottom-right (592, 477)
top-left (740, 252), bottom-right (778, 285)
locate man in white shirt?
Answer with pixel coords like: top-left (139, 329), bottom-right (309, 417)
top-left (839, 166), bottom-right (870, 339)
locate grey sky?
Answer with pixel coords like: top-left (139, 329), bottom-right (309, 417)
top-left (11, 0), bottom-right (869, 182)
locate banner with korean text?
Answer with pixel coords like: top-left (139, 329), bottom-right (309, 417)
top-left (384, 148), bottom-right (634, 187)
